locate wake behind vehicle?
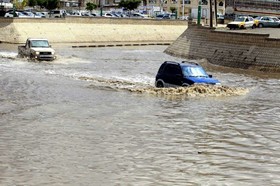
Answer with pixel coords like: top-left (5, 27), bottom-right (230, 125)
top-left (18, 38), bottom-right (56, 61)
top-left (155, 61), bottom-right (220, 88)
top-left (227, 16), bottom-right (258, 29)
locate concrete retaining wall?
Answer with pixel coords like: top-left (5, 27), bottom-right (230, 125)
top-left (164, 23), bottom-right (280, 73)
top-left (0, 17), bottom-right (187, 44)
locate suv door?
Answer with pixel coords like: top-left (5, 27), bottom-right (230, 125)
top-left (163, 64), bottom-right (183, 86)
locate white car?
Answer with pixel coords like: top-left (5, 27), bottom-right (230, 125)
top-left (227, 16), bottom-right (258, 29)
top-left (103, 13), bottom-right (116, 18)
top-left (130, 13), bottom-right (148, 19)
top-left (22, 11), bottom-right (42, 18)
top-left (4, 11), bottom-right (28, 18)
top-left (49, 10), bottom-right (66, 18)
top-left (33, 12), bottom-right (45, 18)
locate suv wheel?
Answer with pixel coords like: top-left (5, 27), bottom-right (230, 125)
top-left (156, 81), bottom-right (164, 88)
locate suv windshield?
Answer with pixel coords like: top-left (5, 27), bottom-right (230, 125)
top-left (182, 66), bottom-right (208, 77)
top-left (31, 40), bottom-right (49, 47)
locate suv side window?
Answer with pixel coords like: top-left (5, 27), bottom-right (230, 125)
top-left (164, 64), bottom-right (181, 75)
top-left (158, 64), bottom-right (166, 74)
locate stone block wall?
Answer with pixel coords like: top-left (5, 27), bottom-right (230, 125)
top-left (165, 24), bottom-right (280, 73)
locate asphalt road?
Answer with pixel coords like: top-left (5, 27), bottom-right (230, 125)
top-left (217, 27), bottom-right (280, 38)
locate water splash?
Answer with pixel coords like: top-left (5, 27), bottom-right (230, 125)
top-left (129, 85), bottom-right (249, 97)
top-left (0, 51), bottom-right (18, 60)
top-left (80, 76), bottom-right (249, 97)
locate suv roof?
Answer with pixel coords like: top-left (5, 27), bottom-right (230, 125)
top-left (163, 61), bottom-right (200, 67)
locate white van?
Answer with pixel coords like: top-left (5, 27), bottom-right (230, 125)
top-left (50, 10), bottom-right (65, 18)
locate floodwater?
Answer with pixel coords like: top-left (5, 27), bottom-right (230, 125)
top-left (0, 44), bottom-right (279, 185)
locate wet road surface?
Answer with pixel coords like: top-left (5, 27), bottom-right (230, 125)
top-left (0, 45), bottom-right (280, 185)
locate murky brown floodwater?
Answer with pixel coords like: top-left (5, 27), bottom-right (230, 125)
top-left (0, 44), bottom-right (280, 185)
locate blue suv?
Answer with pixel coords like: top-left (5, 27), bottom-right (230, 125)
top-left (155, 61), bottom-right (220, 87)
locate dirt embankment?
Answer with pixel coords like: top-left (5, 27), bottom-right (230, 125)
top-left (0, 17), bottom-right (188, 44)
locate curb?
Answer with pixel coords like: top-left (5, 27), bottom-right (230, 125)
top-left (72, 42), bottom-right (172, 48)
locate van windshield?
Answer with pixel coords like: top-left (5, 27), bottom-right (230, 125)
top-left (234, 17), bottom-right (246, 22)
top-left (182, 66), bottom-right (208, 77)
top-left (30, 40), bottom-right (49, 47)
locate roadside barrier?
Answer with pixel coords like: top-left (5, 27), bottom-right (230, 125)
top-left (72, 42), bottom-right (171, 48)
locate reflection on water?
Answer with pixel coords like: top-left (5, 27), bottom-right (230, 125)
top-left (0, 45), bottom-right (280, 185)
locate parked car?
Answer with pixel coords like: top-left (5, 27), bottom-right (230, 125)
top-left (113, 13), bottom-right (127, 17)
top-left (82, 12), bottom-right (97, 17)
top-left (179, 15), bottom-right (189, 20)
top-left (71, 11), bottom-right (83, 16)
top-left (155, 61), bottom-right (220, 87)
top-left (103, 12), bottom-right (116, 18)
top-left (33, 12), bottom-right (46, 18)
top-left (227, 16), bottom-right (258, 29)
top-left (20, 11), bottom-right (42, 18)
top-left (217, 13), bottom-right (225, 24)
top-left (156, 14), bottom-right (171, 19)
top-left (255, 16), bottom-right (280, 28)
top-left (130, 13), bottom-right (148, 18)
top-left (50, 10), bottom-right (66, 18)
top-left (4, 11), bottom-right (16, 17)
top-left (40, 12), bottom-right (49, 17)
top-left (4, 10), bottom-right (28, 18)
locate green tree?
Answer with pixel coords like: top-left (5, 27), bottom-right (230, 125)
top-left (86, 2), bottom-right (97, 13)
top-left (118, 0), bottom-right (141, 11)
top-left (170, 6), bottom-right (176, 13)
top-left (43, 0), bottom-right (59, 10)
top-left (37, 0), bottom-right (46, 8)
top-left (14, 0), bottom-right (28, 9)
top-left (202, 0), bottom-right (208, 5)
top-left (28, 0), bottom-right (37, 7)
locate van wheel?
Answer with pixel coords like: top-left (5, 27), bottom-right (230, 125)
top-left (252, 24), bottom-right (256, 29)
top-left (259, 23), bottom-right (263, 28)
top-left (156, 81), bottom-right (164, 88)
top-left (30, 54), bottom-right (35, 59)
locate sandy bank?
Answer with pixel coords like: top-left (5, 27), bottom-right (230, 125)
top-left (0, 17), bottom-right (188, 44)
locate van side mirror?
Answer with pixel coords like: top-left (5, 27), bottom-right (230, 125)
top-left (209, 74), bottom-right (213, 78)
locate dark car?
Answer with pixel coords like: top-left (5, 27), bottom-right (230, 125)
top-left (156, 14), bottom-right (171, 19)
top-left (155, 61), bottom-right (220, 87)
